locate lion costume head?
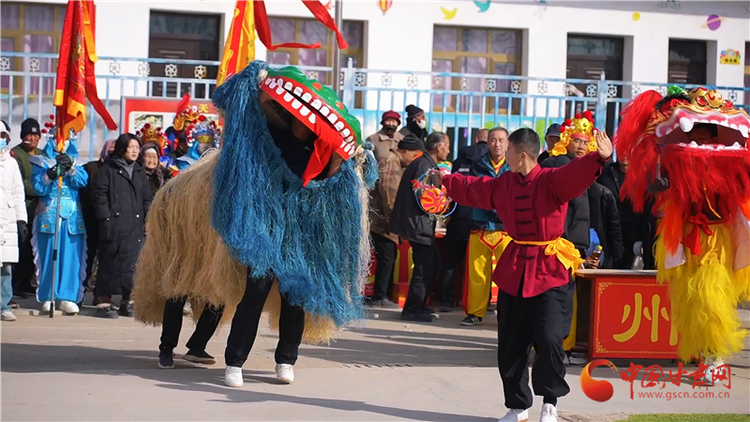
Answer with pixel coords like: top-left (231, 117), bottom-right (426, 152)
top-left (616, 86), bottom-right (750, 253)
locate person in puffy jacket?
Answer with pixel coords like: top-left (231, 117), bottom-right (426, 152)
top-left (92, 133), bottom-right (153, 318)
top-left (0, 121), bottom-right (27, 321)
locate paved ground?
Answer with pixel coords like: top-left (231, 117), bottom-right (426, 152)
top-left (2, 296), bottom-right (749, 421)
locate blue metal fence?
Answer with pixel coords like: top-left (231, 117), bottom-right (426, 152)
top-left (2, 51), bottom-right (749, 160)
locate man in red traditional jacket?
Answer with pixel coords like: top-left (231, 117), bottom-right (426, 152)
top-left (440, 128), bottom-right (612, 422)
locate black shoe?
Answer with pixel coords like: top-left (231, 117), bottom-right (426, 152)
top-left (118, 302), bottom-right (134, 317)
top-left (439, 304), bottom-right (455, 313)
top-left (8, 300), bottom-right (19, 309)
top-left (418, 305), bottom-right (436, 315)
top-left (369, 298), bottom-right (400, 308)
top-left (158, 350), bottom-right (175, 369)
top-left (183, 350), bottom-right (216, 365)
top-left (400, 311), bottom-right (433, 322)
top-left (12, 290), bottom-right (28, 299)
top-left (94, 305), bottom-right (119, 319)
top-left (460, 315), bottom-right (483, 326)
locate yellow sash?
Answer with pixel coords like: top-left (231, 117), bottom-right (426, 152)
top-left (512, 237), bottom-right (585, 277)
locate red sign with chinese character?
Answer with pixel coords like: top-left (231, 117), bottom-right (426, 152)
top-left (591, 276), bottom-right (679, 360)
top-left (120, 96), bottom-right (220, 134)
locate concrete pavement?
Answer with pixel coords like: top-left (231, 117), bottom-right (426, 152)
top-left (2, 297), bottom-right (749, 421)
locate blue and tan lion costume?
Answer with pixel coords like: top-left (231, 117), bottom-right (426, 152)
top-left (616, 86), bottom-right (750, 372)
top-left (132, 61), bottom-right (377, 343)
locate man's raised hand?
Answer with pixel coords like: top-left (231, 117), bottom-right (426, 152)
top-left (594, 129), bottom-right (613, 160)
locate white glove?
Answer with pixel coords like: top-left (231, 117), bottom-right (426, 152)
top-left (633, 241), bottom-right (643, 256)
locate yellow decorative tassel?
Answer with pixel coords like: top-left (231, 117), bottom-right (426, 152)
top-left (655, 223), bottom-right (748, 361)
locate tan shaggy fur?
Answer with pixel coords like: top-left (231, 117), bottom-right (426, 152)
top-left (132, 150), bottom-right (337, 344)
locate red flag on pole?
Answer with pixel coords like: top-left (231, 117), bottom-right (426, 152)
top-left (253, 0), bottom-right (348, 51)
top-left (53, 0), bottom-right (116, 148)
top-left (217, 0), bottom-right (257, 86)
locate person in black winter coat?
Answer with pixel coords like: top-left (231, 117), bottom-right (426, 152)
top-left (389, 132), bottom-right (450, 322)
top-left (441, 129), bottom-right (489, 311)
top-left (79, 139), bottom-right (115, 304)
top-left (398, 105), bottom-right (429, 141)
top-left (92, 133), bottom-right (153, 318)
top-left (587, 182), bottom-right (624, 269)
top-left (139, 142), bottom-right (171, 195)
top-left (597, 159), bottom-right (657, 269)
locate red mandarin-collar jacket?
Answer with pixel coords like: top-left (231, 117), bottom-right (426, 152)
top-left (443, 152), bottom-right (607, 297)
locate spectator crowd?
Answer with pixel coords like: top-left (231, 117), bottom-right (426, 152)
top-left (1, 107), bottom-right (656, 328)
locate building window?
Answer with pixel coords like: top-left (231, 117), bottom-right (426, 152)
top-left (668, 39), bottom-right (707, 85)
top-left (566, 35), bottom-right (624, 134)
top-left (148, 11), bottom-right (221, 98)
top-left (431, 25), bottom-right (522, 113)
top-left (0, 2), bottom-right (67, 95)
top-left (744, 42), bottom-right (750, 107)
top-left (267, 18), bottom-right (364, 87)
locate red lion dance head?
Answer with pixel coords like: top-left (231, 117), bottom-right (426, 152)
top-left (616, 86), bottom-right (750, 251)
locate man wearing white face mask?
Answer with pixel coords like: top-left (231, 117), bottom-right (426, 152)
top-left (399, 105), bottom-right (428, 141)
top-left (0, 120), bottom-right (28, 321)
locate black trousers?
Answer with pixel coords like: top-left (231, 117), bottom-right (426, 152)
top-left (497, 278), bottom-right (575, 410)
top-left (159, 296), bottom-right (223, 353)
top-left (84, 226), bottom-right (98, 287)
top-left (224, 274), bottom-right (305, 368)
top-left (371, 233), bottom-right (396, 301)
top-left (403, 241), bottom-right (442, 313)
top-left (12, 220), bottom-right (35, 293)
top-left (440, 238), bottom-right (468, 306)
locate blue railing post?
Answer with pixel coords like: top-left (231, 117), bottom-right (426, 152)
top-left (342, 58), bottom-right (355, 110)
top-left (595, 72), bottom-right (608, 131)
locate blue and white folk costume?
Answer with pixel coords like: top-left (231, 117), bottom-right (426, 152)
top-left (29, 134), bottom-right (88, 312)
top-left (174, 117), bottom-right (221, 171)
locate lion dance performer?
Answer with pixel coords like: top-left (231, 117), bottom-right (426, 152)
top-left (616, 86), bottom-right (750, 382)
top-left (133, 61), bottom-right (377, 386)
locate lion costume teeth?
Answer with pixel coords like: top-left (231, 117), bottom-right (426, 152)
top-left (616, 85), bottom-right (750, 363)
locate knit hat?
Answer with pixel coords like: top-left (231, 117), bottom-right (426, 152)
top-left (20, 118), bottom-right (40, 139)
top-left (398, 134), bottom-right (425, 151)
top-left (381, 110), bottom-right (401, 126)
top-left (405, 105), bottom-right (424, 120)
top-left (546, 123), bottom-right (561, 137)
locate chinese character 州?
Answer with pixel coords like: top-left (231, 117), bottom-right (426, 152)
top-left (613, 292), bottom-right (678, 345)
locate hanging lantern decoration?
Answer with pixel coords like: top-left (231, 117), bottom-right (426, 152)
top-left (378, 0), bottom-right (393, 15)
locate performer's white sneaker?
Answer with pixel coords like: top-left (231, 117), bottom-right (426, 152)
top-left (224, 366), bottom-right (243, 388)
top-left (40, 301), bottom-right (51, 314)
top-left (497, 408), bottom-right (528, 422)
top-left (59, 301), bottom-right (79, 315)
top-left (275, 364), bottom-right (294, 384)
top-left (540, 403), bottom-right (558, 422)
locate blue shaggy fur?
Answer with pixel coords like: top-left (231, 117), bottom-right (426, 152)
top-left (211, 61), bottom-right (370, 326)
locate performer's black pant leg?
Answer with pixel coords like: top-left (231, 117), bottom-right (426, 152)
top-left (224, 275), bottom-right (274, 368)
top-left (275, 294), bottom-right (305, 365)
top-left (159, 297), bottom-right (187, 352)
top-left (531, 279), bottom-right (575, 402)
top-left (497, 288), bottom-right (534, 410)
top-left (371, 233), bottom-right (396, 301)
top-left (186, 305), bottom-right (224, 352)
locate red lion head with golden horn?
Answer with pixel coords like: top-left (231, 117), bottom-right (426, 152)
top-left (616, 86), bottom-right (750, 252)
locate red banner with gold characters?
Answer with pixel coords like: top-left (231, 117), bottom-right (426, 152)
top-left (53, 0), bottom-right (117, 148)
top-left (591, 276), bottom-right (679, 360)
